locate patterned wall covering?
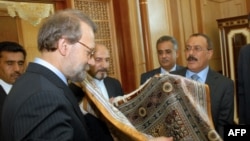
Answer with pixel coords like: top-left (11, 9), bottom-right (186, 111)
top-left (74, 0), bottom-right (116, 76)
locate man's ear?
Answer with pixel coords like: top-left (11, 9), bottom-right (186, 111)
top-left (176, 50), bottom-right (179, 58)
top-left (58, 38), bottom-right (69, 56)
top-left (208, 49), bottom-right (213, 59)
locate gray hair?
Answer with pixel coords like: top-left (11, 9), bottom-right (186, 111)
top-left (37, 9), bottom-right (97, 52)
top-left (156, 35), bottom-right (178, 51)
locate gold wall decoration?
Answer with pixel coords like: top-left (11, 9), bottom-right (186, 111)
top-left (0, 1), bottom-right (54, 26)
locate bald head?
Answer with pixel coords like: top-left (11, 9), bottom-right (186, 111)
top-left (95, 44), bottom-right (109, 53)
top-left (88, 44), bottom-right (110, 80)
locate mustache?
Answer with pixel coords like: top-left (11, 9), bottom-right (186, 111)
top-left (187, 56), bottom-right (198, 61)
top-left (161, 59), bottom-right (169, 62)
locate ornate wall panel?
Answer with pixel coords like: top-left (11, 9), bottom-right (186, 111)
top-left (73, 0), bottom-right (119, 78)
top-left (217, 15), bottom-right (250, 81)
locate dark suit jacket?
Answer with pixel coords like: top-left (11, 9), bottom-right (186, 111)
top-left (171, 67), bottom-right (234, 138)
top-left (0, 85), bottom-right (7, 141)
top-left (1, 63), bottom-right (113, 141)
top-left (103, 77), bottom-right (124, 98)
top-left (237, 44), bottom-right (250, 124)
top-left (140, 65), bottom-right (184, 84)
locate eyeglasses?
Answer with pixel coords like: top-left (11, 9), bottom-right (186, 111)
top-left (184, 45), bottom-right (211, 52)
top-left (77, 41), bottom-right (95, 57)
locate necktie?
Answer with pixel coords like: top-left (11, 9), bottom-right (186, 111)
top-left (191, 74), bottom-right (200, 81)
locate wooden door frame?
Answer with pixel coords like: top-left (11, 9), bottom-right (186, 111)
top-left (112, 0), bottom-right (136, 93)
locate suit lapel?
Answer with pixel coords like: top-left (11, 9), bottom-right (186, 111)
top-left (178, 68), bottom-right (187, 76)
top-left (172, 67), bottom-right (217, 93)
top-left (27, 63), bottom-right (89, 130)
top-left (205, 69), bottom-right (218, 92)
top-left (156, 67), bottom-right (161, 74)
top-left (205, 68), bottom-right (217, 87)
top-left (0, 85), bottom-right (7, 109)
top-left (104, 78), bottom-right (112, 98)
top-left (0, 85), bottom-right (7, 96)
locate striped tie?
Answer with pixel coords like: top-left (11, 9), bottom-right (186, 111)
top-left (191, 74), bottom-right (199, 81)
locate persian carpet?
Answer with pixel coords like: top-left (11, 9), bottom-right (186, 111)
top-left (82, 74), bottom-right (150, 141)
top-left (112, 74), bottom-right (222, 141)
top-left (81, 73), bottom-right (223, 141)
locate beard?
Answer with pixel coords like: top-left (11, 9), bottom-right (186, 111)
top-left (69, 64), bottom-right (89, 82)
top-left (75, 71), bottom-right (87, 82)
top-left (95, 69), bottom-right (108, 80)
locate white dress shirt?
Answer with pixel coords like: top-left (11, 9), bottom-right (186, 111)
top-left (0, 79), bottom-right (12, 94)
top-left (94, 79), bottom-right (109, 100)
top-left (160, 64), bottom-right (177, 74)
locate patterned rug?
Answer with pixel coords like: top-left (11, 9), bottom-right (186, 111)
top-left (113, 74), bottom-right (222, 141)
top-left (82, 74), bottom-right (150, 141)
top-left (82, 73), bottom-right (223, 141)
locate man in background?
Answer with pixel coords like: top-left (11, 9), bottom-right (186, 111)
top-left (140, 35), bottom-right (184, 84)
top-left (69, 43), bottom-right (123, 102)
top-left (69, 43), bottom-right (173, 141)
top-left (0, 41), bottom-right (26, 94)
top-left (0, 41), bottom-right (26, 140)
top-left (237, 44), bottom-right (250, 125)
top-left (88, 43), bottom-right (124, 99)
top-left (171, 33), bottom-right (234, 139)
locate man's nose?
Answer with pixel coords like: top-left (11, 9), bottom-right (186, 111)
top-left (102, 61), bottom-right (109, 68)
top-left (13, 63), bottom-right (21, 72)
top-left (88, 57), bottom-right (95, 65)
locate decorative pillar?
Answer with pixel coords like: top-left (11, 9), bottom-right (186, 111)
top-left (139, 0), bottom-right (153, 71)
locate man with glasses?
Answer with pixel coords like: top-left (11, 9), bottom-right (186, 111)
top-left (1, 9), bottom-right (108, 141)
top-left (77, 41), bottom-right (95, 57)
top-left (171, 33), bottom-right (234, 139)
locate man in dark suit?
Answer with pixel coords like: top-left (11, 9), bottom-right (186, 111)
top-left (140, 35), bottom-right (184, 84)
top-left (1, 9), bottom-right (114, 141)
top-left (171, 33), bottom-right (234, 139)
top-left (237, 44), bottom-right (250, 125)
top-left (0, 41), bottom-right (26, 140)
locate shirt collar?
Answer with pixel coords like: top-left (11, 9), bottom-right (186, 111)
top-left (161, 64), bottom-right (176, 74)
top-left (34, 58), bottom-right (68, 85)
top-left (186, 66), bottom-right (209, 83)
top-left (0, 79), bottom-right (12, 94)
top-left (93, 78), bottom-right (109, 100)
top-left (94, 78), bottom-right (104, 84)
